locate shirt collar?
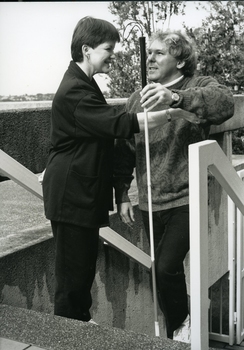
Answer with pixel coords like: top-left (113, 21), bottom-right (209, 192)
top-left (162, 75), bottom-right (184, 88)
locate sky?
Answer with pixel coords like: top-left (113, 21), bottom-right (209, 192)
top-left (0, 1), bottom-right (210, 96)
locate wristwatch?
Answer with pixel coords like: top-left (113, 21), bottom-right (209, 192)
top-left (171, 91), bottom-right (180, 105)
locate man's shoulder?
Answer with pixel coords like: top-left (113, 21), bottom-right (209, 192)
top-left (127, 89), bottom-right (142, 111)
top-left (128, 89), bottom-right (141, 101)
top-left (182, 75), bottom-right (218, 87)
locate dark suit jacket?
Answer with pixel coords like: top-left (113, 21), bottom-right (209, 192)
top-left (43, 61), bottom-right (138, 228)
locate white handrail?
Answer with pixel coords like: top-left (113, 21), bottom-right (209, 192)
top-left (189, 140), bottom-right (244, 350)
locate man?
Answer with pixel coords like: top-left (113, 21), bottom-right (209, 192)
top-left (114, 30), bottom-right (234, 342)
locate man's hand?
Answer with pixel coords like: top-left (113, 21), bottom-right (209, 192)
top-left (117, 202), bottom-right (135, 229)
top-left (140, 83), bottom-right (172, 111)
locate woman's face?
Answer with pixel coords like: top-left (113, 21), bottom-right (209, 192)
top-left (88, 41), bottom-right (116, 75)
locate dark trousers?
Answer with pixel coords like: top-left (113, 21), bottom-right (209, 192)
top-left (141, 205), bottom-right (190, 338)
top-left (51, 221), bottom-right (99, 321)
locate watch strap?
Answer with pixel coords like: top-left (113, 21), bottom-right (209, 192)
top-left (166, 109), bottom-right (172, 122)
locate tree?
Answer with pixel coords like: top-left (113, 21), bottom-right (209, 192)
top-left (107, 1), bottom-right (186, 97)
top-left (184, 1), bottom-right (244, 154)
top-left (185, 1), bottom-right (244, 94)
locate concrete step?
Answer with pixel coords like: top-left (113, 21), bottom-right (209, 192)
top-left (0, 304), bottom-right (225, 350)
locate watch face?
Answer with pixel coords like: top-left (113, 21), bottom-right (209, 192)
top-left (172, 92), bottom-right (180, 101)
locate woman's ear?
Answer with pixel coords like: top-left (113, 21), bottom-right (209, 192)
top-left (177, 61), bottom-right (185, 69)
top-left (82, 45), bottom-right (91, 59)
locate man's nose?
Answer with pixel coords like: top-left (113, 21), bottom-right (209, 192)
top-left (148, 53), bottom-right (155, 61)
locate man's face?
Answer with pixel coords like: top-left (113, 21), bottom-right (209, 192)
top-left (147, 39), bottom-right (182, 85)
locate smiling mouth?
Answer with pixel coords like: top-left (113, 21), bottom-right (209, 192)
top-left (148, 69), bottom-right (157, 74)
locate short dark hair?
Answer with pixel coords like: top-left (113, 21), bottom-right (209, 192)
top-left (149, 30), bottom-right (197, 76)
top-left (71, 16), bottom-right (120, 62)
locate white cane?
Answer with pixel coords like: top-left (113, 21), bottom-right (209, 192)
top-left (139, 36), bottom-right (160, 337)
top-left (123, 23), bottom-right (160, 336)
top-left (124, 24), bottom-right (160, 337)
top-left (143, 108), bottom-right (160, 337)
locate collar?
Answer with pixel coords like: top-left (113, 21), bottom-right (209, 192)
top-left (162, 75), bottom-right (184, 88)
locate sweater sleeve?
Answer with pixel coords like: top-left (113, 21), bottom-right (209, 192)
top-left (171, 76), bottom-right (234, 125)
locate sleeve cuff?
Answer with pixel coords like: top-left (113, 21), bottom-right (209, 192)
top-left (113, 176), bottom-right (133, 204)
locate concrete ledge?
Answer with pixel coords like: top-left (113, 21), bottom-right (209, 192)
top-left (0, 101), bottom-right (52, 111)
top-left (232, 154), bottom-right (244, 171)
top-left (0, 98), bottom-right (125, 111)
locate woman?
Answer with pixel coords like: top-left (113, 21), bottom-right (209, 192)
top-left (42, 17), bottom-right (199, 324)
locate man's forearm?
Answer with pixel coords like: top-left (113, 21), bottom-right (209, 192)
top-left (174, 82), bottom-right (234, 125)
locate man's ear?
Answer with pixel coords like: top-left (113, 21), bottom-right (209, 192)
top-left (177, 61), bottom-right (185, 69)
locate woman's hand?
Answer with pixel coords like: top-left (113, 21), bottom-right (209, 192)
top-left (140, 83), bottom-right (172, 111)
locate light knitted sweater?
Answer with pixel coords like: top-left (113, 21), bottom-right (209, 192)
top-left (113, 75), bottom-right (234, 211)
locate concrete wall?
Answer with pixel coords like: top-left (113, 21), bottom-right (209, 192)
top-left (0, 236), bottom-right (166, 337)
top-left (0, 104), bottom-right (51, 176)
